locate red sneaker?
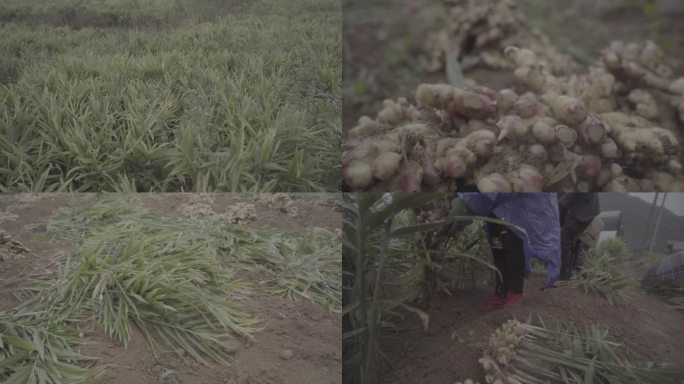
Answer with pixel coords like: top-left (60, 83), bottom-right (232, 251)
top-left (479, 294), bottom-right (507, 310)
top-left (506, 292), bottom-right (523, 306)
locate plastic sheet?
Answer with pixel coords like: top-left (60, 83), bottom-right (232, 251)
top-left (458, 193), bottom-right (561, 287)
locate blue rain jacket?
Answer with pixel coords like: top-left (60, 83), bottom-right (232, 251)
top-left (457, 193), bottom-right (561, 288)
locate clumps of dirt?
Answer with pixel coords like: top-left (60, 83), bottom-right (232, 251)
top-left (15, 193), bottom-right (50, 205)
top-left (319, 194), bottom-right (343, 212)
top-left (0, 210), bottom-right (18, 224)
top-left (178, 194), bottom-right (257, 225)
top-left (222, 203), bottom-right (257, 224)
top-left (178, 194), bottom-right (216, 218)
top-left (258, 193), bottom-right (298, 217)
top-left (0, 231), bottom-right (30, 261)
top-left (150, 364), bottom-right (181, 384)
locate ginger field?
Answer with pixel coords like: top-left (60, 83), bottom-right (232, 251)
top-left (0, 0), bottom-right (341, 192)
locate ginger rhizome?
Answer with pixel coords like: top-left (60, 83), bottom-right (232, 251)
top-left (343, 41), bottom-right (684, 192)
top-left (422, 0), bottom-right (576, 75)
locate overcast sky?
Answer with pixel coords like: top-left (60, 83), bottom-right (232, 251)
top-left (629, 193), bottom-right (684, 216)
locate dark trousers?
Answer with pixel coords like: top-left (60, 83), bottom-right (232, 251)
top-left (574, 241), bottom-right (589, 271)
top-left (560, 215), bottom-right (592, 279)
top-left (489, 222), bottom-right (525, 298)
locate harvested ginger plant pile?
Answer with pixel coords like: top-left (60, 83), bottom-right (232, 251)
top-left (0, 310), bottom-right (99, 383)
top-left (343, 41), bottom-right (684, 192)
top-left (222, 203), bottom-right (257, 224)
top-left (179, 194), bottom-right (257, 224)
top-left (0, 210), bottom-right (18, 224)
top-left (178, 194), bottom-right (217, 218)
top-left (478, 319), bottom-right (683, 384)
top-left (259, 193), bottom-right (298, 217)
top-left (1, 196), bottom-right (340, 382)
top-left (0, 231), bottom-right (30, 261)
top-left (422, 0), bottom-right (575, 75)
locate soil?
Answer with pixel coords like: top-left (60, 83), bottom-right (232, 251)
top-left (140, 193), bottom-right (341, 231)
top-left (379, 273), bottom-right (684, 383)
top-left (0, 194), bottom-right (75, 312)
top-left (0, 193), bottom-right (341, 384)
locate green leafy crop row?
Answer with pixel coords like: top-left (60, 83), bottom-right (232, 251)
top-left (0, 0), bottom-right (341, 192)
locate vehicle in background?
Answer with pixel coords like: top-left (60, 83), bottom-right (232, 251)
top-left (666, 241), bottom-right (684, 255)
top-left (597, 210), bottom-right (623, 244)
top-left (643, 250), bottom-right (684, 288)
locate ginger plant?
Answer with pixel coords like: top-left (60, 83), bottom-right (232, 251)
top-left (478, 319), bottom-right (684, 384)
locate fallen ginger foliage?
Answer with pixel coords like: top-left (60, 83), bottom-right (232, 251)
top-left (478, 319), bottom-right (683, 384)
top-left (572, 238), bottom-right (636, 305)
top-left (2, 195), bottom-right (340, 380)
top-left (0, 310), bottom-right (100, 384)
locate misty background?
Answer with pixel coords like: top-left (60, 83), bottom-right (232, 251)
top-left (600, 193), bottom-right (684, 253)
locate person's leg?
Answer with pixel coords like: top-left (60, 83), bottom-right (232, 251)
top-left (560, 223), bottom-right (574, 280)
top-left (503, 231), bottom-right (525, 295)
top-left (574, 242), bottom-right (589, 271)
top-left (481, 222), bottom-right (508, 309)
top-left (499, 230), bottom-right (524, 305)
top-left (492, 248), bottom-right (507, 299)
top-left (487, 221), bottom-right (507, 297)
top-left (560, 215), bottom-right (591, 279)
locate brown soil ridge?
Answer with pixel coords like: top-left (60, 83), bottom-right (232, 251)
top-left (380, 273), bottom-right (684, 383)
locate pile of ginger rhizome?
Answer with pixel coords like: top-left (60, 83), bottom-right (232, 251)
top-left (343, 7), bottom-right (684, 193)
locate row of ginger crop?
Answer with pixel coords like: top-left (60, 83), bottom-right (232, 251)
top-left (342, 41), bottom-right (684, 192)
